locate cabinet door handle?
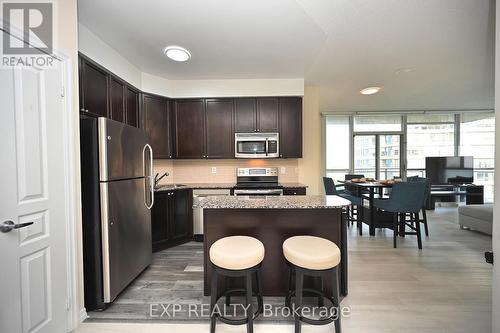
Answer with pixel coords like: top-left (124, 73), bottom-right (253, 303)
top-left (80, 108), bottom-right (85, 112)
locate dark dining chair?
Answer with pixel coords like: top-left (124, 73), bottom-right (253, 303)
top-left (343, 174), bottom-right (365, 232)
top-left (323, 177), bottom-right (364, 234)
top-left (407, 176), bottom-right (431, 236)
top-left (344, 174), bottom-right (365, 195)
top-left (373, 182), bottom-right (427, 249)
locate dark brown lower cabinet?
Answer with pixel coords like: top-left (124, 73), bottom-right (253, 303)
top-left (151, 188), bottom-right (193, 252)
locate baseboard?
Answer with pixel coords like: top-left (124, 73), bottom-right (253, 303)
top-left (79, 307), bottom-right (88, 323)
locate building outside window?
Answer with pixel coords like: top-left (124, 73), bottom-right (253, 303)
top-left (459, 113), bottom-right (495, 202)
top-left (324, 112), bottom-right (495, 202)
top-left (406, 114), bottom-right (455, 177)
top-left (352, 116), bottom-right (402, 180)
top-left (325, 116), bottom-right (350, 182)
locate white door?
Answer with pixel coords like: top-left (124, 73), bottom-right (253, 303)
top-left (0, 59), bottom-right (69, 331)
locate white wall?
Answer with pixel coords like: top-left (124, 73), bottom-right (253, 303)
top-left (53, 0), bottom-right (84, 328)
top-left (140, 72), bottom-right (175, 97)
top-left (141, 72), bottom-right (304, 98)
top-left (298, 86), bottom-right (323, 195)
top-left (170, 78), bottom-right (304, 98)
top-left (79, 24), bottom-right (304, 98)
top-left (78, 24), bottom-right (142, 89)
top-left (493, 2), bottom-right (500, 331)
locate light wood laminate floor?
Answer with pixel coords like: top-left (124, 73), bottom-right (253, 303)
top-left (81, 207), bottom-right (492, 332)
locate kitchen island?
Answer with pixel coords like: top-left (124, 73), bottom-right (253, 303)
top-left (199, 195), bottom-right (351, 297)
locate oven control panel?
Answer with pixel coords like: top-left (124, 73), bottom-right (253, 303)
top-left (237, 167), bottom-right (278, 176)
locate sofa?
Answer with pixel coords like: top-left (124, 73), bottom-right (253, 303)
top-left (458, 204), bottom-right (493, 235)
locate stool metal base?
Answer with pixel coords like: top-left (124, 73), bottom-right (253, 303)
top-left (210, 263), bottom-right (263, 333)
top-left (286, 261), bottom-right (342, 333)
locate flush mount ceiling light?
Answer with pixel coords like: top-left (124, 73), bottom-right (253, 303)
top-left (163, 45), bottom-right (191, 62)
top-left (360, 86), bottom-right (381, 95)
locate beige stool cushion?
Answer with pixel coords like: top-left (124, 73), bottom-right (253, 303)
top-left (210, 236), bottom-right (265, 270)
top-left (283, 236), bottom-right (340, 270)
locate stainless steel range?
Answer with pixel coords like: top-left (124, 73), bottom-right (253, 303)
top-left (233, 167), bottom-right (283, 196)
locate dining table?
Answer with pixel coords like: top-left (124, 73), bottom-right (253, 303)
top-left (339, 180), bottom-right (395, 236)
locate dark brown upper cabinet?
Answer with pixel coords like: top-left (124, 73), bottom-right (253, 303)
top-left (279, 97), bottom-right (303, 158)
top-left (257, 97), bottom-right (279, 132)
top-left (125, 87), bottom-right (139, 127)
top-left (234, 98), bottom-right (279, 133)
top-left (234, 98), bottom-right (257, 132)
top-left (174, 100), bottom-right (206, 159)
top-left (79, 57), bottom-right (108, 117)
top-left (205, 99), bottom-right (234, 159)
top-left (143, 94), bottom-right (172, 159)
top-left (109, 78), bottom-right (125, 122)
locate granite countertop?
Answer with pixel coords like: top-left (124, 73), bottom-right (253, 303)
top-left (197, 195), bottom-right (351, 209)
top-left (181, 183), bottom-right (236, 189)
top-left (155, 183), bottom-right (235, 192)
top-left (155, 182), bottom-right (307, 192)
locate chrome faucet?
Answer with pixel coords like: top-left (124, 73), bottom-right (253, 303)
top-left (154, 172), bottom-right (170, 188)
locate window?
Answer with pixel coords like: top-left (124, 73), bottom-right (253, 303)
top-left (324, 112), bottom-right (495, 203)
top-left (325, 116), bottom-right (350, 182)
top-left (353, 135), bottom-right (376, 179)
top-left (460, 113), bottom-right (495, 202)
top-left (353, 115), bottom-right (402, 132)
top-left (406, 115), bottom-right (455, 176)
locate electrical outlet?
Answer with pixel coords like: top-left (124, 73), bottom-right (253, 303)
top-left (211, 167), bottom-right (217, 174)
top-left (281, 167), bottom-right (286, 174)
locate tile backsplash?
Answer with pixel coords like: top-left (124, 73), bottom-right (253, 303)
top-left (153, 159), bottom-right (299, 186)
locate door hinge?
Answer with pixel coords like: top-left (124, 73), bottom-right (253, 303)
top-left (61, 86), bottom-right (65, 98)
top-left (66, 297), bottom-right (71, 310)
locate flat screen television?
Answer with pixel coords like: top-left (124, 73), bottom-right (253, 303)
top-left (425, 156), bottom-right (474, 185)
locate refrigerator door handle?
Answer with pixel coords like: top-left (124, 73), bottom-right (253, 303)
top-left (143, 144), bottom-right (154, 209)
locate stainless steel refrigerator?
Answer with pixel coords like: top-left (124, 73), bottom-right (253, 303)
top-left (80, 117), bottom-right (154, 310)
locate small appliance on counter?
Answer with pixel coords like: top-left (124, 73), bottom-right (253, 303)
top-left (233, 167), bottom-right (283, 196)
top-left (235, 133), bottom-right (279, 158)
top-left (80, 117), bottom-right (154, 310)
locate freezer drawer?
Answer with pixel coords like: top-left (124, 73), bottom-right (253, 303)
top-left (100, 178), bottom-right (152, 302)
top-left (98, 117), bottom-right (149, 181)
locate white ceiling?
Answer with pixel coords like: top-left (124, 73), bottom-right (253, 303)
top-left (77, 0), bottom-right (495, 111)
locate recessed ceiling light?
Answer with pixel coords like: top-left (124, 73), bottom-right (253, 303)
top-left (164, 45), bottom-right (191, 62)
top-left (360, 87), bottom-right (381, 95)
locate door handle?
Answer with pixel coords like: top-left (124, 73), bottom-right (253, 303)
top-left (0, 220), bottom-right (34, 233)
top-left (143, 144), bottom-right (154, 209)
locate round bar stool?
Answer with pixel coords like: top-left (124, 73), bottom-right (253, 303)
top-left (209, 236), bottom-right (265, 333)
top-left (283, 236), bottom-right (342, 333)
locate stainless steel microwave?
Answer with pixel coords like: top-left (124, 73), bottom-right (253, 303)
top-left (235, 133), bottom-right (279, 158)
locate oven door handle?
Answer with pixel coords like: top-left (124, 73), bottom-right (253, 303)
top-left (234, 189), bottom-right (283, 195)
top-left (265, 138), bottom-right (269, 157)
